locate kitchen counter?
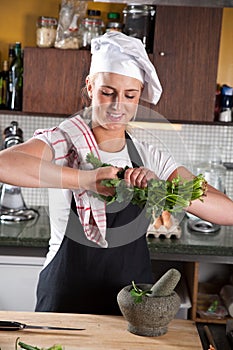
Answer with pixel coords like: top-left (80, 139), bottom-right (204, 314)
top-left (0, 310), bottom-right (203, 349)
top-left (148, 218), bottom-right (233, 263)
top-left (0, 207), bottom-right (232, 263)
top-left (0, 206), bottom-right (50, 257)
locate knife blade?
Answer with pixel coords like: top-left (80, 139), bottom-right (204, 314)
top-left (0, 321), bottom-right (85, 331)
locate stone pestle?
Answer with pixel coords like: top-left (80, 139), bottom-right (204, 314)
top-left (148, 268), bottom-right (181, 297)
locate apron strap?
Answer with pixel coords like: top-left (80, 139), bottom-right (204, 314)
top-left (125, 132), bottom-right (143, 168)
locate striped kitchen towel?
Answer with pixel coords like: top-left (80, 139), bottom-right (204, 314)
top-left (35, 114), bottom-right (108, 248)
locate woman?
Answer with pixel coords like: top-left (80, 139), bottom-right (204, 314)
top-left (0, 32), bottom-right (233, 314)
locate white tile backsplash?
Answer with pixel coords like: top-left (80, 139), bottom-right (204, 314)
top-left (0, 113), bottom-right (233, 206)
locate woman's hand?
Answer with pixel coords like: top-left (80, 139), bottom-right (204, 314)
top-left (123, 167), bottom-right (158, 188)
top-left (78, 166), bottom-right (120, 196)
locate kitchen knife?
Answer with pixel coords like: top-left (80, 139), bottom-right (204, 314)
top-left (204, 325), bottom-right (218, 350)
top-left (0, 321), bottom-right (85, 331)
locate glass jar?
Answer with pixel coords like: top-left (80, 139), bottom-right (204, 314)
top-left (195, 145), bottom-right (227, 193)
top-left (106, 12), bottom-right (123, 32)
top-left (79, 17), bottom-right (104, 50)
top-left (36, 16), bottom-right (58, 48)
top-left (106, 22), bottom-right (123, 32)
top-left (123, 5), bottom-right (156, 53)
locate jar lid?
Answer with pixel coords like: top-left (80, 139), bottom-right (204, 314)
top-left (87, 9), bottom-right (101, 17)
top-left (107, 12), bottom-right (120, 20)
top-left (82, 18), bottom-right (103, 26)
top-left (37, 16), bottom-right (58, 26)
top-left (123, 5), bottom-right (156, 15)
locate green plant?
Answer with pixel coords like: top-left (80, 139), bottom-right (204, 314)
top-left (86, 152), bottom-right (207, 217)
top-left (130, 281), bottom-right (152, 303)
top-left (16, 338), bottom-right (63, 350)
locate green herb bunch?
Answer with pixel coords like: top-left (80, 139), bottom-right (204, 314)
top-left (86, 152), bottom-right (207, 217)
top-left (130, 281), bottom-right (152, 303)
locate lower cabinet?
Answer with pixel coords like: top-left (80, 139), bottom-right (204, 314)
top-left (1, 253), bottom-right (232, 320)
top-left (151, 259), bottom-right (233, 324)
top-left (0, 256), bottom-right (45, 311)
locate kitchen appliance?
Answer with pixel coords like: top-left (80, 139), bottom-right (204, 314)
top-left (0, 121), bottom-right (38, 222)
top-left (218, 84), bottom-right (233, 122)
top-left (187, 145), bottom-right (226, 234)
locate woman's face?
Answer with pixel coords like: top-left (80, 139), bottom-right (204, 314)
top-left (86, 72), bottom-right (142, 131)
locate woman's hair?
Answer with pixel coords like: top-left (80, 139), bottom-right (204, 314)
top-left (81, 73), bottom-right (99, 108)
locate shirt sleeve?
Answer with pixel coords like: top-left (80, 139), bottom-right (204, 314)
top-left (33, 126), bottom-right (74, 167)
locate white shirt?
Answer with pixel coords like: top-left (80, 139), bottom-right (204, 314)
top-left (34, 118), bottom-right (179, 267)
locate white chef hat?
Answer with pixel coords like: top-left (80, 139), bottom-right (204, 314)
top-left (90, 31), bottom-right (162, 105)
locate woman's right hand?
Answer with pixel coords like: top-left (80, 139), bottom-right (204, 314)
top-left (78, 166), bottom-right (121, 196)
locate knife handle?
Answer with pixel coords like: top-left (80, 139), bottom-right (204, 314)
top-left (0, 321), bottom-right (23, 331)
top-left (204, 325), bottom-right (218, 350)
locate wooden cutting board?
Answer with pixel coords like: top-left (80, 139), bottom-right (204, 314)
top-left (0, 311), bottom-right (203, 350)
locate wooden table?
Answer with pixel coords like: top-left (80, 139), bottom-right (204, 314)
top-left (0, 311), bottom-right (203, 350)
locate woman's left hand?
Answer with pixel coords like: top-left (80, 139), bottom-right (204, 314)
top-left (123, 167), bottom-right (158, 188)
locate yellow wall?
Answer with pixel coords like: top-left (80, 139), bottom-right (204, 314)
top-left (217, 8), bottom-right (233, 86)
top-left (0, 1), bottom-right (232, 86)
top-left (0, 1), bottom-right (124, 61)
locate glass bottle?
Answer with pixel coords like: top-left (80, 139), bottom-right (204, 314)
top-left (0, 60), bottom-right (9, 109)
top-left (8, 44), bottom-right (16, 67)
top-left (8, 42), bottom-right (23, 111)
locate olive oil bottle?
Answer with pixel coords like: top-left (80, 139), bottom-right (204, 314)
top-left (0, 60), bottom-right (9, 109)
top-left (8, 42), bottom-right (23, 111)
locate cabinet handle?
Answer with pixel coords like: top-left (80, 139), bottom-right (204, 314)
top-left (159, 51), bottom-right (165, 56)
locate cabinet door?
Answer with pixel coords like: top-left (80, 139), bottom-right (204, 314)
top-left (23, 48), bottom-right (91, 115)
top-left (153, 6), bottom-right (222, 122)
top-left (0, 256), bottom-right (45, 311)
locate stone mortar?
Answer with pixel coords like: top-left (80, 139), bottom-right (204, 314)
top-left (117, 284), bottom-right (181, 337)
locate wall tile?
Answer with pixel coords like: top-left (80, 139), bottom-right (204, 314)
top-left (0, 114), bottom-right (232, 206)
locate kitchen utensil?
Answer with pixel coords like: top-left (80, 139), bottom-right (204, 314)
top-left (187, 219), bottom-right (220, 234)
top-left (226, 319), bottom-right (233, 347)
top-left (0, 320), bottom-right (85, 331)
top-left (204, 325), bottom-right (218, 350)
top-left (0, 121), bottom-right (39, 222)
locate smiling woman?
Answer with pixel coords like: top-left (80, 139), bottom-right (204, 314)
top-left (0, 31), bottom-right (233, 315)
top-left (86, 73), bottom-right (142, 139)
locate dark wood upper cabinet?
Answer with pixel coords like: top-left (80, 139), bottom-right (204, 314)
top-left (152, 6), bottom-right (223, 122)
top-left (23, 48), bottom-right (91, 115)
top-left (22, 6), bottom-right (223, 122)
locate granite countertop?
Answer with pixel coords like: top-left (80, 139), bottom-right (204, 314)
top-left (0, 207), bottom-right (233, 262)
top-left (148, 218), bottom-right (233, 263)
top-left (0, 206), bottom-right (50, 248)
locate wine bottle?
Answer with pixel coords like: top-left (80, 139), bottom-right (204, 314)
top-left (0, 60), bottom-right (9, 109)
top-left (8, 43), bottom-right (16, 67)
top-left (8, 42), bottom-right (23, 111)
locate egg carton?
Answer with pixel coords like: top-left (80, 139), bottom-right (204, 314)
top-left (147, 217), bottom-right (182, 239)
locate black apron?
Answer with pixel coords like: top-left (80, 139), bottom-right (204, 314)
top-left (35, 134), bottom-right (153, 314)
